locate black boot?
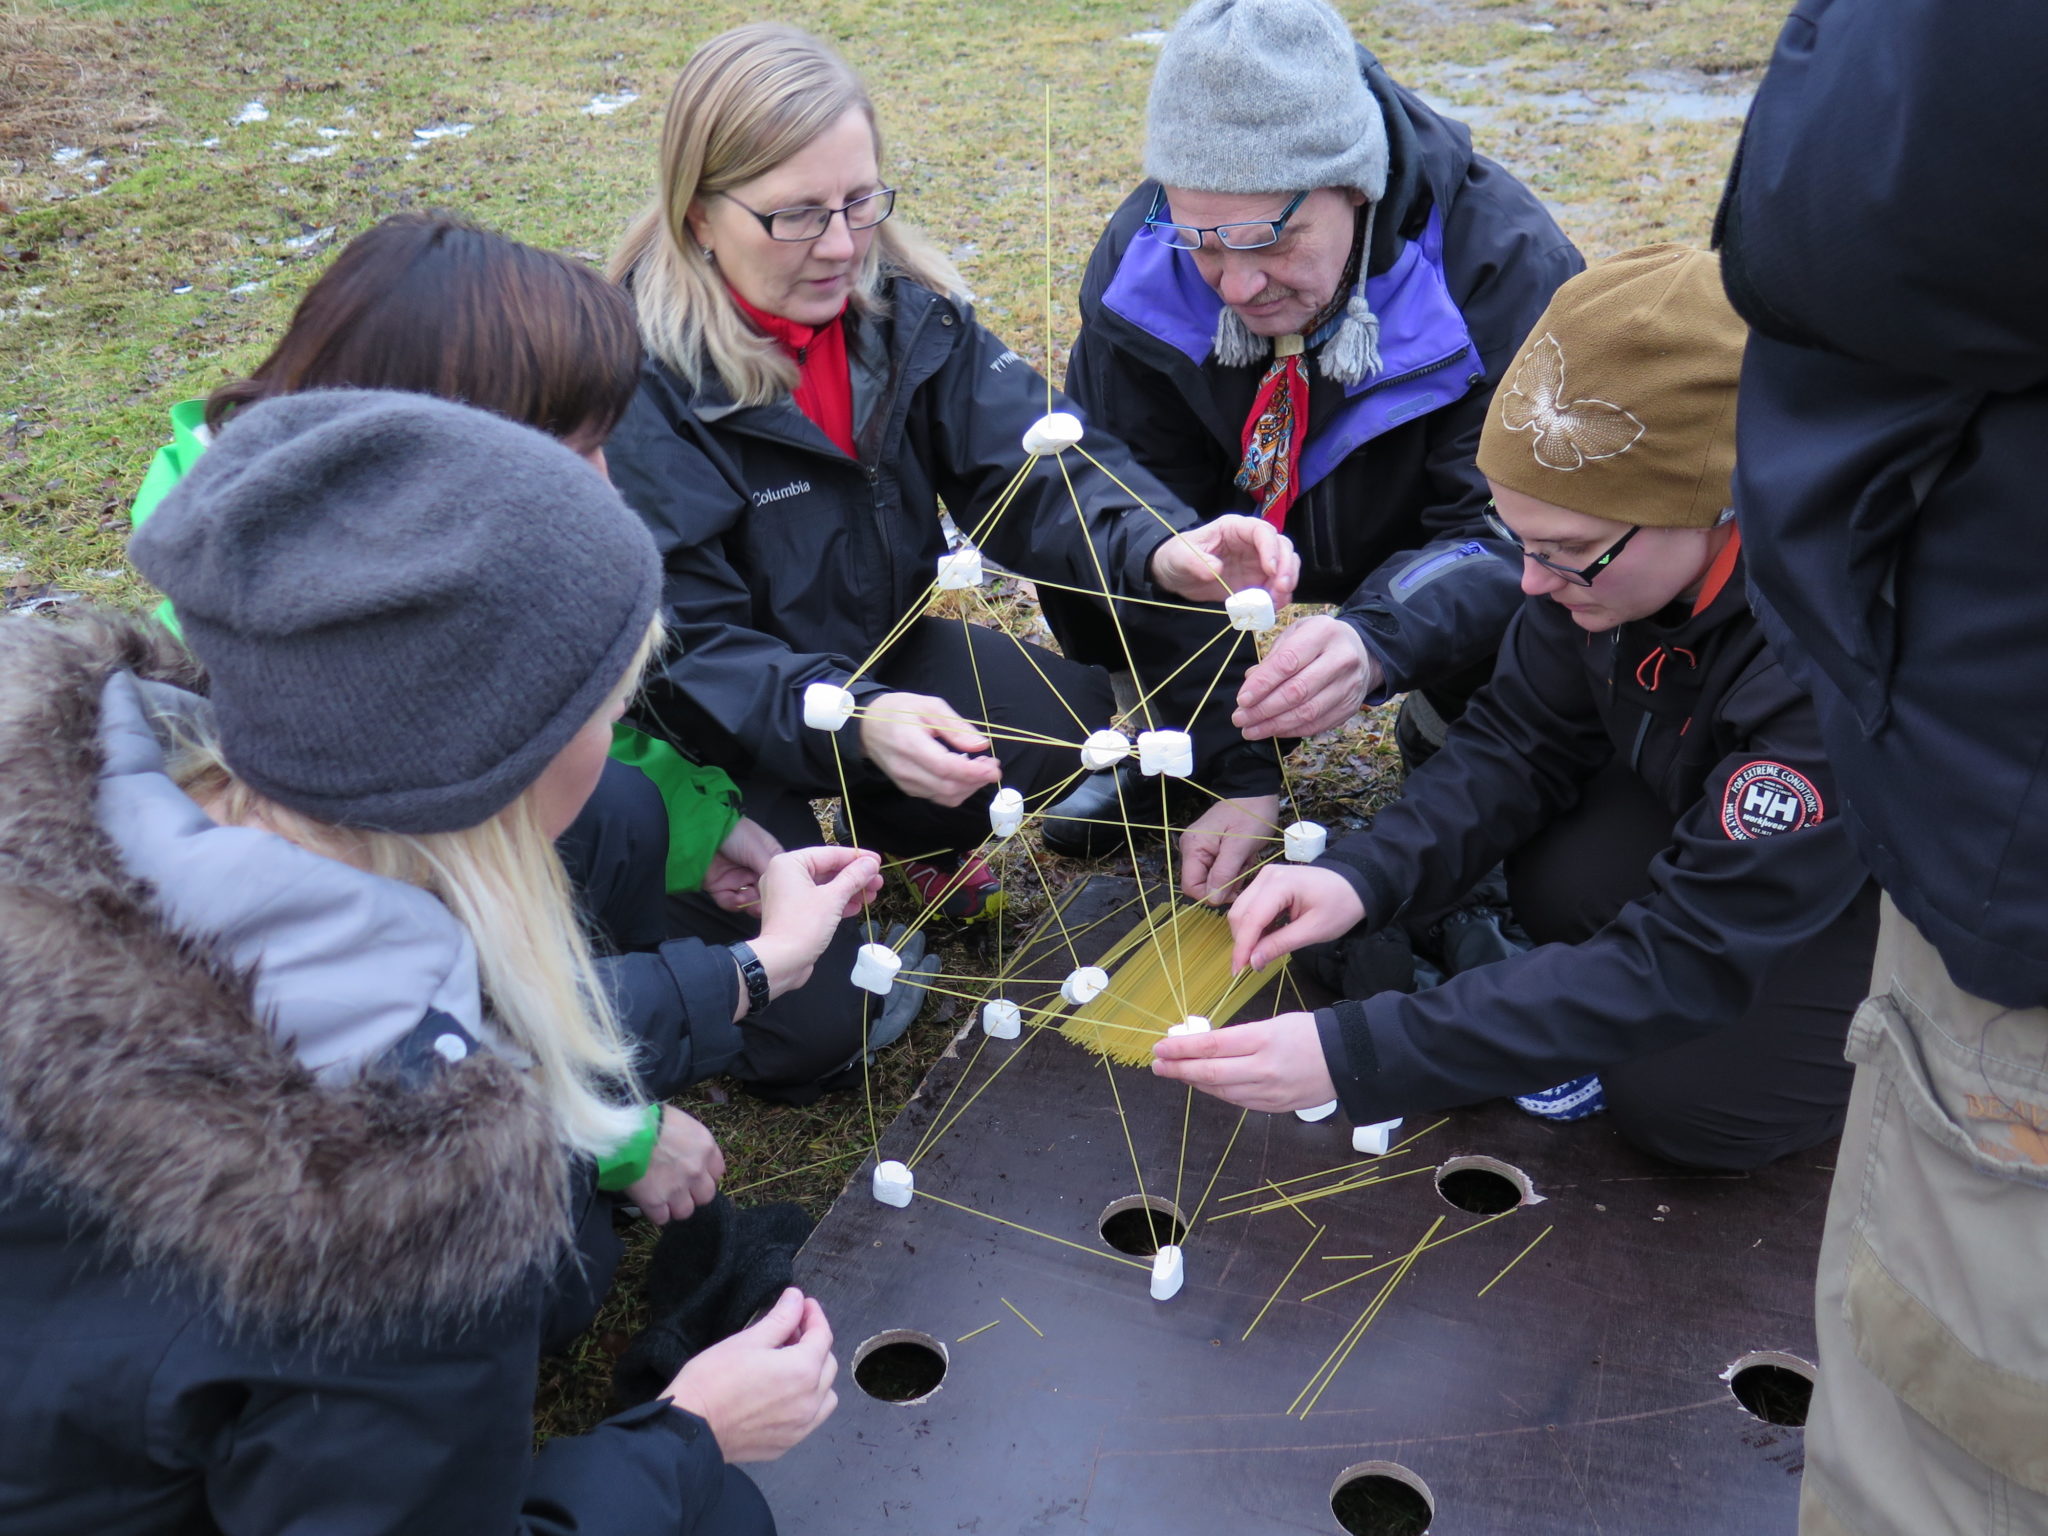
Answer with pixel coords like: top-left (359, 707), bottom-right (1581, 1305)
top-left (1038, 762), bottom-right (1147, 857)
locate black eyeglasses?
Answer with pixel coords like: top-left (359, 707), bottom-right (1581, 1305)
top-left (1483, 506), bottom-right (1641, 587)
top-left (718, 187), bottom-right (897, 242)
top-left (1140, 186), bottom-right (1310, 251)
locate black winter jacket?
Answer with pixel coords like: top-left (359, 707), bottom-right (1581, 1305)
top-left (606, 276), bottom-right (1276, 801)
top-left (1310, 545), bottom-right (1871, 1122)
top-left (1067, 46), bottom-right (1583, 700)
top-left (0, 617), bottom-right (766, 1536)
top-left (1717, 0), bottom-right (2048, 1007)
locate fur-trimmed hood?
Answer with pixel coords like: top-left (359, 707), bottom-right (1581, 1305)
top-left (0, 612), bottom-right (571, 1338)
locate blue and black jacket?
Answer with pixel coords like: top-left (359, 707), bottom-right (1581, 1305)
top-left (1068, 45), bottom-right (1583, 701)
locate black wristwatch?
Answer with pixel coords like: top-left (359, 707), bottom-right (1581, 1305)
top-left (729, 941), bottom-right (771, 1019)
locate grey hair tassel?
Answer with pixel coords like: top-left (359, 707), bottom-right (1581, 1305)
top-left (1212, 305), bottom-right (1267, 368)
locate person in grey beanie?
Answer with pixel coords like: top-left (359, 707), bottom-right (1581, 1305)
top-left (128, 388), bottom-right (664, 833)
top-left (0, 388), bottom-right (873, 1534)
top-left (1060, 0), bottom-right (1583, 900)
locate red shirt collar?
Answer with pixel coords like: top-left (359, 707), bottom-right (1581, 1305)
top-left (725, 284), bottom-right (846, 357)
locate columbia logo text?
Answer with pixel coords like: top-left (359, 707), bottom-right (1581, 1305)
top-left (752, 480), bottom-right (812, 506)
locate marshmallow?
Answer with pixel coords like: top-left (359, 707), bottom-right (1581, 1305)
top-left (1150, 1244), bottom-right (1186, 1301)
top-left (1283, 820), bottom-right (1328, 863)
top-left (851, 942), bottom-right (902, 996)
top-left (1061, 966), bottom-right (1110, 1006)
top-left (981, 999), bottom-right (1022, 1039)
top-left (936, 545), bottom-right (984, 590)
top-left (1021, 411), bottom-right (1084, 457)
top-left (1225, 587), bottom-right (1278, 632)
top-left (1079, 729), bottom-right (1132, 771)
top-left (988, 786), bottom-right (1025, 838)
top-left (872, 1159), bottom-right (914, 1208)
top-left (1351, 1118), bottom-right (1405, 1156)
top-left (1296, 1100), bottom-right (1340, 1123)
top-left (1137, 729), bottom-right (1194, 778)
top-left (1167, 1016), bottom-right (1213, 1037)
top-left (802, 681), bottom-right (857, 732)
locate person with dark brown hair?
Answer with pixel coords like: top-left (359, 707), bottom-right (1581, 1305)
top-left (138, 214), bottom-right (939, 1109)
top-left (127, 215), bottom-right (895, 1274)
top-left (198, 212), bottom-right (642, 452)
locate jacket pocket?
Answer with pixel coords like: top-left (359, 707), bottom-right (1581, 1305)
top-left (1840, 989), bottom-right (2048, 1496)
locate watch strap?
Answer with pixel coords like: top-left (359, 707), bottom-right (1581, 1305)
top-left (729, 940), bottom-right (771, 1019)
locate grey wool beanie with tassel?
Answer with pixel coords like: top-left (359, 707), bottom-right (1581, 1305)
top-left (1143, 0), bottom-right (1391, 384)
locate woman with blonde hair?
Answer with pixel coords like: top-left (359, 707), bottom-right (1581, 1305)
top-left (0, 391), bottom-right (869, 1531)
top-left (606, 23), bottom-right (1299, 929)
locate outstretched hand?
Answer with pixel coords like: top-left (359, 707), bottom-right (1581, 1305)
top-left (1179, 794), bottom-right (1283, 905)
top-left (1150, 1011), bottom-right (1335, 1113)
top-left (748, 846), bottom-right (884, 1006)
top-left (861, 691), bottom-right (1004, 806)
top-left (1226, 863), bottom-right (1366, 972)
top-left (1232, 614), bottom-right (1381, 741)
top-left (1150, 515), bottom-right (1301, 609)
top-left (662, 1287), bottom-right (838, 1463)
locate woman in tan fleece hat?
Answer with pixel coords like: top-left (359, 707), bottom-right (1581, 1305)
top-left (1156, 245), bottom-right (1880, 1173)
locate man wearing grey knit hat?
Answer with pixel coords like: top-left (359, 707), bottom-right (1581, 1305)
top-left (1059, 0), bottom-right (1581, 897)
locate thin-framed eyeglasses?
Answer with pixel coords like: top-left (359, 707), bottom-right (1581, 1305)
top-left (1483, 505), bottom-right (1641, 587)
top-left (718, 187), bottom-right (897, 242)
top-left (1140, 186), bottom-right (1310, 251)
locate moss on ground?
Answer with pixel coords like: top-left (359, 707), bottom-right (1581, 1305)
top-left (3, 0), bottom-right (1781, 1437)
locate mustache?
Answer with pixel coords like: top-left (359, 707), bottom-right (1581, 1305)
top-left (1234, 283), bottom-right (1303, 310)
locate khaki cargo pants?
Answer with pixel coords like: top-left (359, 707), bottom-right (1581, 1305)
top-left (1802, 898), bottom-right (2048, 1536)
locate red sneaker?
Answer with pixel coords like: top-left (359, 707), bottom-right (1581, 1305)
top-left (895, 852), bottom-right (1006, 923)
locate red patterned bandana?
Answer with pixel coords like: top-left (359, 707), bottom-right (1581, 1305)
top-left (1235, 333), bottom-right (1308, 528)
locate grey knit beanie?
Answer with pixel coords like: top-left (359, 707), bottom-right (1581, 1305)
top-left (1144, 0), bottom-right (1391, 384)
top-left (129, 389), bottom-right (661, 834)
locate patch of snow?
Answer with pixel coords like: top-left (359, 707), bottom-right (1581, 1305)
top-left (582, 91), bottom-right (638, 116)
top-left (412, 121), bottom-right (474, 141)
top-left (231, 101), bottom-right (270, 126)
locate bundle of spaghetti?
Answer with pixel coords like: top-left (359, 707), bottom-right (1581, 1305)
top-left (1059, 901), bottom-right (1288, 1065)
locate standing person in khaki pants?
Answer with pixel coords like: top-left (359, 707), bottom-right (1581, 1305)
top-left (1716, 1), bottom-right (2048, 1532)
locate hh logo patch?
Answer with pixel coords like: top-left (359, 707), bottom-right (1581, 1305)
top-left (1721, 761), bottom-right (1824, 840)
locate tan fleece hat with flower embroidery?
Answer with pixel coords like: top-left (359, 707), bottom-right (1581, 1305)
top-left (1476, 244), bottom-right (1747, 528)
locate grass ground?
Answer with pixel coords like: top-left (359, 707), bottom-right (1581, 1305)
top-left (3, 0), bottom-right (1782, 1436)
